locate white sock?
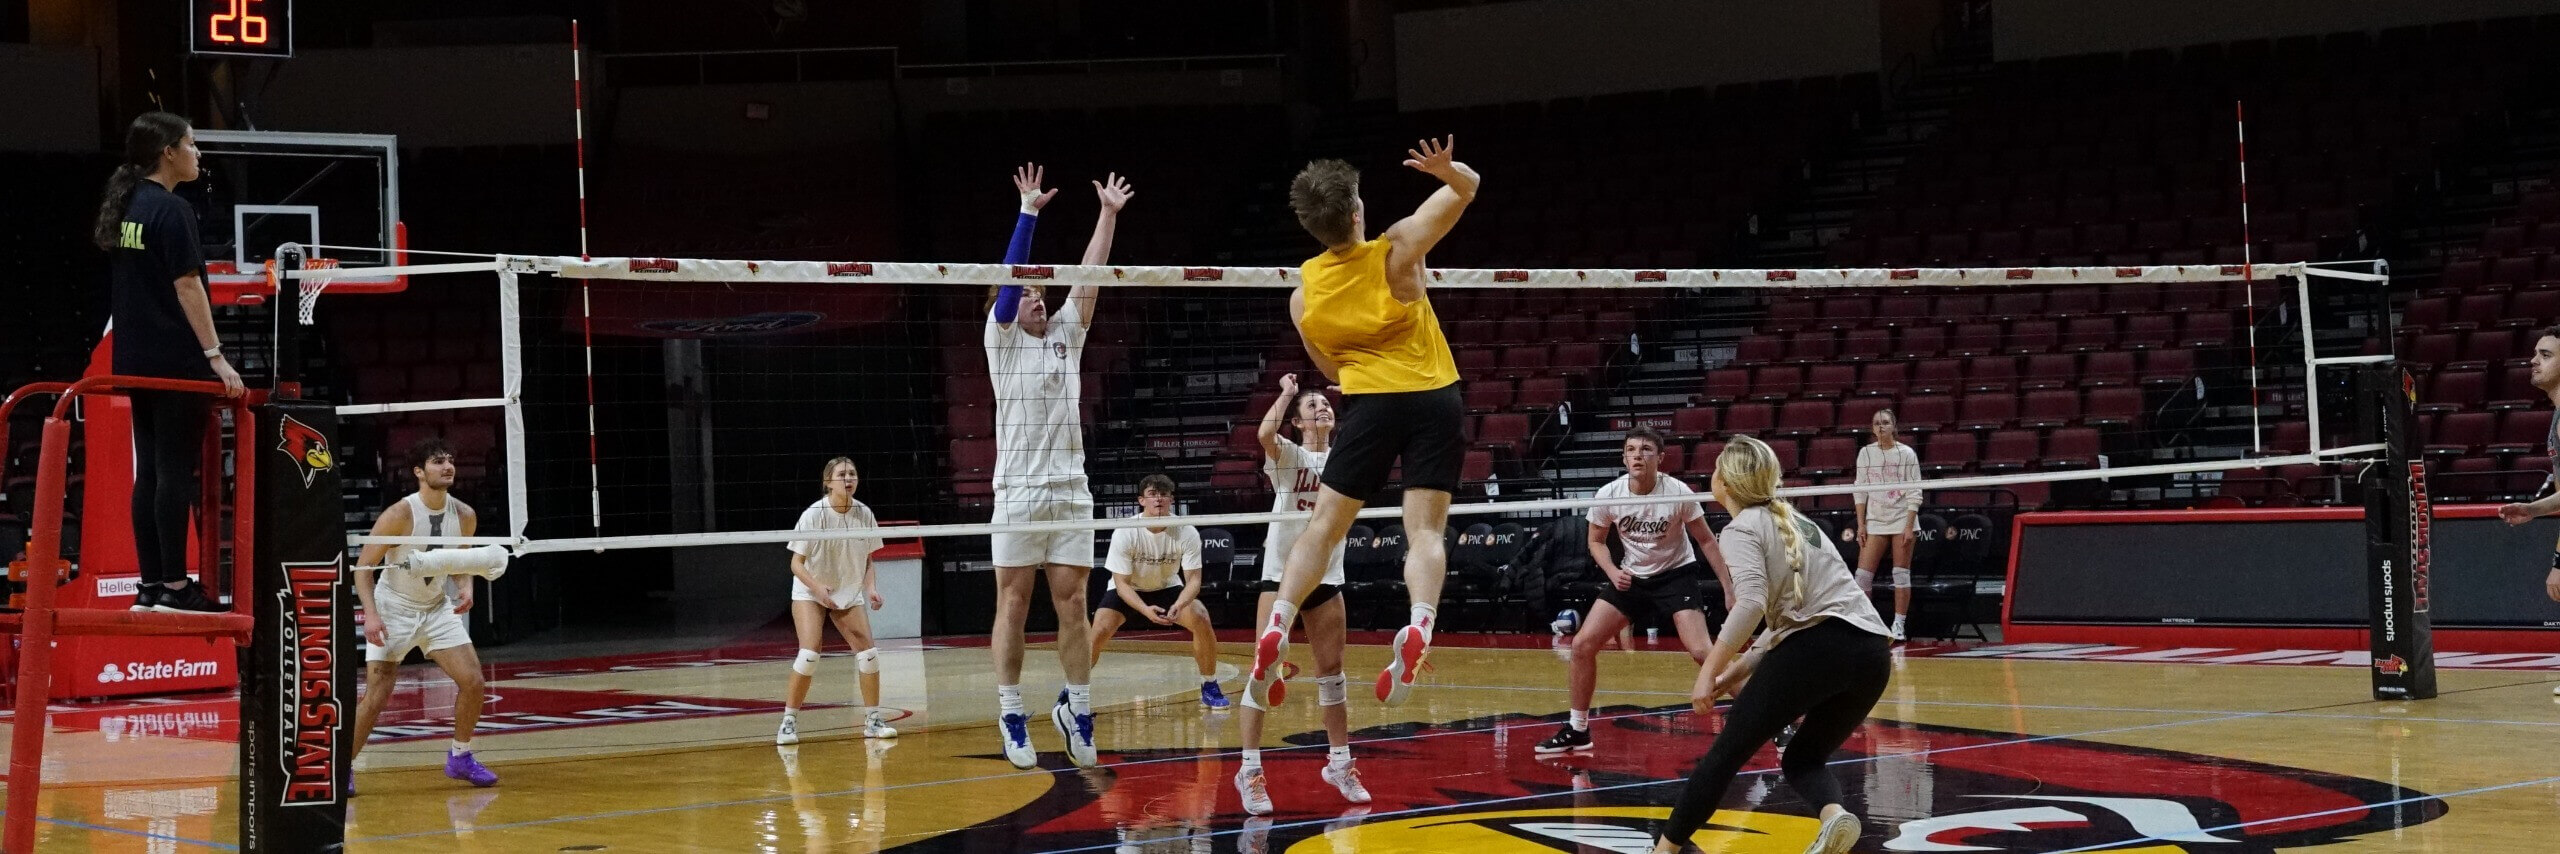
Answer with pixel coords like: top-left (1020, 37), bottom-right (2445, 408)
top-left (784, 704), bottom-right (800, 715)
top-left (1855, 569), bottom-right (1875, 588)
top-left (998, 684), bottom-right (1024, 716)
top-left (1328, 745), bottom-right (1352, 769)
top-left (1409, 603), bottom-right (1437, 640)
top-left (450, 739), bottom-right (471, 755)
top-left (1066, 684), bottom-right (1092, 717)
top-left (1569, 709), bottom-right (1588, 731)
top-left (1267, 601), bottom-right (1299, 634)
top-left (1892, 613), bottom-right (1906, 627)
top-left (1240, 748), bottom-right (1263, 772)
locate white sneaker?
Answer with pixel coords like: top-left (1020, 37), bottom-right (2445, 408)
top-left (1322, 762), bottom-right (1372, 804)
top-left (1888, 617), bottom-right (1907, 643)
top-left (999, 712), bottom-right (1038, 769)
top-left (775, 713), bottom-right (800, 746)
top-left (1806, 810), bottom-right (1859, 854)
top-left (1239, 815), bottom-right (1275, 854)
top-left (864, 709), bottom-right (899, 739)
top-left (1234, 766), bottom-right (1275, 815)
top-left (1052, 701), bottom-right (1098, 768)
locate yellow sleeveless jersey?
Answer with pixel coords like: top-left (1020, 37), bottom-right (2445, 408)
top-left (1296, 237), bottom-right (1460, 394)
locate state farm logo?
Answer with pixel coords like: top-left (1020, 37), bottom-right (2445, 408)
top-left (98, 659), bottom-right (220, 683)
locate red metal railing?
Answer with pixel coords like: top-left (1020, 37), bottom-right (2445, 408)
top-left (0, 377), bottom-right (264, 853)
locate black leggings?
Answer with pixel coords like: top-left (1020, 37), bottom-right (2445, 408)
top-left (1661, 617), bottom-right (1891, 846)
top-left (128, 390), bottom-right (206, 586)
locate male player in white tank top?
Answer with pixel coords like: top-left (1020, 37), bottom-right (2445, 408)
top-left (1537, 426), bottom-right (1730, 755)
top-left (348, 438), bottom-right (496, 794)
top-left (1847, 408), bottom-right (1924, 641)
top-left (982, 164), bottom-right (1134, 769)
top-left (1233, 372), bottom-right (1371, 815)
top-left (774, 456), bottom-right (899, 746)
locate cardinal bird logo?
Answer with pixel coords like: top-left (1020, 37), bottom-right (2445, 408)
top-left (2374, 655), bottom-right (2409, 676)
top-left (276, 415), bottom-right (334, 487)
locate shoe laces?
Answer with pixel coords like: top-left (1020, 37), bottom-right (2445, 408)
top-left (1240, 770), bottom-right (1269, 800)
top-left (1002, 713), bottom-right (1030, 744)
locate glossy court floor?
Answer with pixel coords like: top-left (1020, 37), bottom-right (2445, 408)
top-left (9, 630), bottom-right (2560, 852)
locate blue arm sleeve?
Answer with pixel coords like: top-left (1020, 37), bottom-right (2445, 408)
top-left (990, 211), bottom-right (1039, 323)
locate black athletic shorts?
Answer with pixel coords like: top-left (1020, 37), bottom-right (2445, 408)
top-left (1103, 585), bottom-right (1188, 621)
top-left (1595, 560), bottom-right (1707, 624)
top-left (1323, 383), bottom-right (1466, 497)
top-left (1258, 579), bottom-right (1341, 613)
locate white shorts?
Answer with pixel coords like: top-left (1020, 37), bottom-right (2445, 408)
top-left (791, 577), bottom-right (868, 610)
top-left (365, 597), bottom-right (472, 662)
top-left (1862, 509), bottom-right (1916, 537)
top-left (991, 478), bottom-right (1095, 568)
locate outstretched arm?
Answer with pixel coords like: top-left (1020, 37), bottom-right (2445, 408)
top-left (1256, 373), bottom-right (1301, 459)
top-left (990, 163), bottom-right (1058, 326)
top-left (1067, 172), bottom-right (1134, 326)
top-left (1381, 135), bottom-right (1480, 292)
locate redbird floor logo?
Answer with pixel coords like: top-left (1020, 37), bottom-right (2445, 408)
top-left (891, 706), bottom-right (2445, 853)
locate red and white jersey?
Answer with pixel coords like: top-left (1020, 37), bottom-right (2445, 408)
top-left (1262, 437), bottom-right (1345, 585)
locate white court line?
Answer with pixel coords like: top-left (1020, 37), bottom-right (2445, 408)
top-left (1426, 680), bottom-right (2560, 729)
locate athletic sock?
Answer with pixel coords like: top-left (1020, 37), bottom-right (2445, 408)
top-left (1267, 601), bottom-right (1299, 634)
top-left (1066, 684), bottom-right (1092, 717)
top-left (1328, 745), bottom-right (1352, 769)
top-left (1569, 709), bottom-right (1589, 731)
top-left (997, 684), bottom-right (1024, 717)
top-left (1409, 603), bottom-right (1437, 642)
top-left (450, 739), bottom-right (472, 755)
top-left (1240, 748), bottom-right (1263, 772)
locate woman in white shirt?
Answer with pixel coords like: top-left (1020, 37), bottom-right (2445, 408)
top-left (1652, 437), bottom-right (1893, 854)
top-left (1847, 408), bottom-right (1923, 641)
top-left (776, 457), bottom-right (897, 746)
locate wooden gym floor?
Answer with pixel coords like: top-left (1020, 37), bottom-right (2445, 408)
top-left (8, 631), bottom-right (2560, 852)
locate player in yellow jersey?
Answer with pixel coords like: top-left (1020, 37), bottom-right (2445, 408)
top-left (1246, 136), bottom-right (1479, 710)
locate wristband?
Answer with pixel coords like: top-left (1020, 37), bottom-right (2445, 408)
top-left (2550, 550), bottom-right (2559, 572)
top-left (203, 347), bottom-right (223, 359)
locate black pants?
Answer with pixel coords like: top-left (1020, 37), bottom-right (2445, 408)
top-left (1661, 617), bottom-right (1891, 846)
top-left (128, 390), bottom-right (206, 586)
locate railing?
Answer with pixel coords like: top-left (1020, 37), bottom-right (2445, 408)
top-left (0, 376), bottom-right (263, 854)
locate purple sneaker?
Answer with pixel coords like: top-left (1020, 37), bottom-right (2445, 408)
top-left (445, 751), bottom-right (499, 787)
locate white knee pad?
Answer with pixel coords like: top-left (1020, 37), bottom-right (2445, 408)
top-left (792, 649), bottom-right (821, 676)
top-left (1316, 673), bottom-right (1348, 707)
top-left (855, 648), bottom-right (880, 674)
top-left (1891, 567), bottom-right (1912, 590)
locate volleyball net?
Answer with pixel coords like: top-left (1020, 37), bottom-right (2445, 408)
top-left (272, 252), bottom-right (2409, 565)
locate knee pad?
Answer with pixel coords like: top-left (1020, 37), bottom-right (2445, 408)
top-left (1316, 673), bottom-right (1348, 707)
top-left (855, 648), bottom-right (880, 675)
top-left (792, 649), bottom-right (821, 676)
top-left (1891, 567), bottom-right (1912, 590)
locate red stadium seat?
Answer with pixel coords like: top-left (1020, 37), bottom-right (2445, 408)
top-left (2006, 319), bottom-right (2059, 355)
top-left (1512, 376), bottom-right (1569, 413)
top-left (1898, 394), bottom-right (1955, 436)
top-left (1464, 379), bottom-right (1516, 415)
top-left (1899, 325), bottom-right (1948, 357)
top-left (1775, 400), bottom-right (1836, 439)
top-left (1856, 361), bottom-right (1909, 396)
top-left (1722, 402), bottom-right (1777, 437)
top-left (2019, 389), bottom-right (2080, 429)
top-left (1978, 430), bottom-right (2039, 473)
top-left (2060, 316), bottom-right (2117, 352)
top-left (1749, 365), bottom-right (1805, 402)
top-left (1474, 413), bottom-right (1532, 458)
top-left (1670, 406), bottom-right (1721, 443)
top-left (1800, 436), bottom-right (1858, 478)
top-left (1919, 432), bottom-right (1975, 474)
top-left (2020, 353), bottom-right (2079, 391)
top-left (2042, 427), bottom-right (2101, 469)
top-left (1802, 364), bottom-right (1857, 400)
top-left (2141, 349), bottom-right (2195, 388)
top-left (2083, 388), bottom-right (2143, 428)
top-left (2081, 351), bottom-right (2136, 387)
top-left (2424, 411), bottom-right (2495, 458)
top-left (1965, 356), bottom-right (2019, 393)
top-left (2119, 313), bottom-right (2176, 350)
top-left (1911, 359), bottom-right (1964, 396)
top-left (1840, 328), bottom-right (1892, 361)
top-left (1956, 392), bottom-right (2017, 432)
top-left (1701, 368), bottom-right (1751, 405)
top-left (1839, 397), bottom-right (1895, 436)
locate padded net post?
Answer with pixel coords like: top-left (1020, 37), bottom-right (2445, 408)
top-left (2359, 361), bottom-right (2436, 701)
top-left (240, 399), bottom-right (356, 849)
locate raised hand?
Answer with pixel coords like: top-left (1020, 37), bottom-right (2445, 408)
top-left (1402, 135), bottom-right (1466, 182)
top-left (1093, 172), bottom-right (1135, 213)
top-left (1278, 372), bottom-right (1299, 397)
top-left (1014, 163), bottom-right (1058, 212)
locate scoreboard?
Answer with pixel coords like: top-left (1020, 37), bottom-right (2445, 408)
top-left (190, 0), bottom-right (293, 59)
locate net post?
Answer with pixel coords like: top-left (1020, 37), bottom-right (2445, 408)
top-left (2359, 360), bottom-right (2436, 701)
top-left (272, 244), bottom-right (307, 388)
top-left (239, 399), bottom-right (356, 849)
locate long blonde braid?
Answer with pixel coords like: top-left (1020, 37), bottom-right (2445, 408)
top-left (1716, 436), bottom-right (1808, 607)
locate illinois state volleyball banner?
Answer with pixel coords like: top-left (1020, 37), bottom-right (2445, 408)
top-left (242, 400), bottom-right (355, 851)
